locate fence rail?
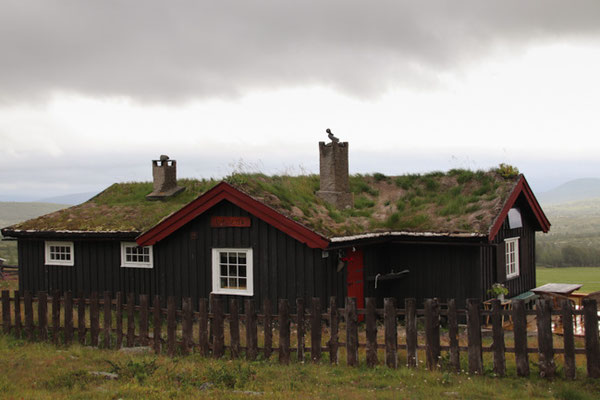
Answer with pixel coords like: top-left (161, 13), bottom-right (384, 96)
top-left (1, 290), bottom-right (599, 379)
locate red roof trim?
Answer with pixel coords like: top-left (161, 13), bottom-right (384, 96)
top-left (136, 182), bottom-right (329, 249)
top-left (488, 175), bottom-right (550, 241)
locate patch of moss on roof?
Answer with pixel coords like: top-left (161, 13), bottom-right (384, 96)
top-left (227, 168), bottom-right (519, 237)
top-left (8, 179), bottom-right (219, 232)
top-left (6, 168), bottom-right (520, 238)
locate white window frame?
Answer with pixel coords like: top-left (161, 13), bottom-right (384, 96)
top-left (120, 242), bottom-right (154, 269)
top-left (212, 248), bottom-right (254, 296)
top-left (505, 237), bottom-right (520, 279)
top-left (45, 241), bottom-right (74, 266)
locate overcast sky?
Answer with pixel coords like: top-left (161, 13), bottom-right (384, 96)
top-left (2, 1), bottom-right (600, 201)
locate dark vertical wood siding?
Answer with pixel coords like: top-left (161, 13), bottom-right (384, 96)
top-left (17, 199), bottom-right (340, 309)
top-left (483, 193), bottom-right (538, 299)
top-left (362, 242), bottom-right (480, 309)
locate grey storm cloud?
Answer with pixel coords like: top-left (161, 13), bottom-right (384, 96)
top-left (2, 0), bottom-right (600, 103)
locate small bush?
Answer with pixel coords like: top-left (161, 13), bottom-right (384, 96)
top-left (354, 195), bottom-right (375, 209)
top-left (107, 358), bottom-right (159, 384)
top-left (204, 362), bottom-right (255, 389)
top-left (497, 163), bottom-right (520, 178)
top-left (394, 174), bottom-right (419, 190)
top-left (373, 172), bottom-right (389, 182)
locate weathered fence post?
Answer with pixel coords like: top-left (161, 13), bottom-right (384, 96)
top-left (152, 295), bottom-right (161, 354)
top-left (512, 299), bottom-right (530, 377)
top-left (536, 299), bottom-right (555, 378)
top-left (115, 292), bottom-right (123, 349)
top-left (296, 298), bottom-right (305, 362)
top-left (103, 291), bottom-right (112, 348)
top-left (51, 291), bottom-right (61, 345)
top-left (311, 298), bottom-right (322, 363)
top-left (38, 291), bottom-right (48, 341)
top-left (25, 291), bottom-right (34, 340)
top-left (182, 297), bottom-right (193, 356)
top-left (167, 296), bottom-right (176, 356)
top-left (212, 296), bottom-right (224, 358)
top-left (14, 290), bottom-right (22, 338)
top-left (198, 298), bottom-right (209, 356)
top-left (278, 299), bottom-right (290, 364)
top-left (77, 292), bottom-right (86, 345)
top-left (425, 298), bottom-right (440, 370)
top-left (139, 295), bottom-right (149, 346)
top-left (447, 298), bottom-right (460, 372)
top-left (64, 291), bottom-right (73, 345)
top-left (263, 298), bottom-right (272, 360)
top-left (90, 292), bottom-right (99, 346)
top-left (466, 298), bottom-right (482, 375)
top-left (1, 290), bottom-right (10, 334)
top-left (583, 298), bottom-right (600, 378)
top-left (328, 297), bottom-right (339, 364)
top-left (229, 298), bottom-right (240, 359)
top-left (491, 299), bottom-right (506, 376)
top-left (245, 299), bottom-right (257, 360)
top-left (405, 298), bottom-right (417, 368)
top-left (346, 297), bottom-right (358, 367)
top-left (561, 299), bottom-right (576, 380)
top-left (126, 293), bottom-right (135, 347)
top-left (365, 297), bottom-right (378, 367)
top-left (384, 297), bottom-right (398, 368)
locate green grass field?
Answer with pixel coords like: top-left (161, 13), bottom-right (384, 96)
top-left (537, 266), bottom-right (600, 293)
top-left (0, 334), bottom-right (599, 400)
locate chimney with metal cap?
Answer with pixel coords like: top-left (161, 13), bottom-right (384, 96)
top-left (146, 155), bottom-right (185, 200)
top-left (316, 129), bottom-right (353, 209)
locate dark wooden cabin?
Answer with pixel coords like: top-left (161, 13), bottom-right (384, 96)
top-left (2, 144), bottom-right (550, 309)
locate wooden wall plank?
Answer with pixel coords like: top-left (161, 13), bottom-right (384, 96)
top-left (365, 297), bottom-right (377, 367)
top-left (278, 299), bottom-right (290, 364)
top-left (512, 299), bottom-right (530, 377)
top-left (536, 299), bottom-right (555, 378)
top-left (64, 291), bottom-right (73, 345)
top-left (310, 298), bottom-right (322, 363)
top-left (345, 297), bottom-right (358, 367)
top-left (466, 298), bottom-right (482, 375)
top-left (405, 298), bottom-right (417, 368)
top-left (447, 298), bottom-right (460, 372)
top-left (328, 297), bottom-right (338, 365)
top-left (583, 299), bottom-right (600, 378)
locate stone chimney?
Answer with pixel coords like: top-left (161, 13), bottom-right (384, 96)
top-left (146, 155), bottom-right (185, 200)
top-left (316, 140), bottom-right (353, 209)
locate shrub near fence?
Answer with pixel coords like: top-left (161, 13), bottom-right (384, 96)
top-left (1, 290), bottom-right (599, 379)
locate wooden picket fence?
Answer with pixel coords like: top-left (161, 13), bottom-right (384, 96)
top-left (1, 290), bottom-right (599, 379)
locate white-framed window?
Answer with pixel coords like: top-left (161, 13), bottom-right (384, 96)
top-left (45, 241), bottom-right (74, 266)
top-left (505, 237), bottom-right (520, 279)
top-left (212, 248), bottom-right (253, 296)
top-left (120, 242), bottom-right (153, 268)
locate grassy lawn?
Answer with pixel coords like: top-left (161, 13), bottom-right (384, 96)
top-left (537, 266), bottom-right (600, 293)
top-left (0, 334), bottom-right (599, 400)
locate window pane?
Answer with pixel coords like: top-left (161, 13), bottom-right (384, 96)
top-left (239, 265), bottom-right (246, 278)
top-left (229, 265), bottom-right (237, 277)
top-left (238, 253), bottom-right (246, 264)
top-left (220, 253), bottom-right (227, 264)
top-left (220, 265), bottom-right (227, 276)
top-left (220, 278), bottom-right (228, 288)
top-left (229, 278), bottom-right (238, 288)
top-left (229, 253), bottom-right (237, 264)
top-left (238, 278), bottom-right (247, 289)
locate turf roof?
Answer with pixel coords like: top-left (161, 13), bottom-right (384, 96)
top-left (4, 167), bottom-right (520, 238)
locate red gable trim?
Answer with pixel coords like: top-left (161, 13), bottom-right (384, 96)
top-left (488, 175), bottom-right (550, 241)
top-left (136, 182), bottom-right (329, 249)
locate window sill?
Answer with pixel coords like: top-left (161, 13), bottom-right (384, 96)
top-left (121, 263), bottom-right (153, 269)
top-left (211, 289), bottom-right (253, 297)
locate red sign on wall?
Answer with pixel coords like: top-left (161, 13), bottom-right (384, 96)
top-left (210, 216), bottom-right (251, 228)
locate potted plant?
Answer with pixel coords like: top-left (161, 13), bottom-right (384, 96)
top-left (487, 283), bottom-right (509, 301)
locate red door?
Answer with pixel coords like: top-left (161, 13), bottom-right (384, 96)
top-left (346, 248), bottom-right (365, 315)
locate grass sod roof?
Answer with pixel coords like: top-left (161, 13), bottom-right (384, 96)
top-left (4, 166), bottom-right (521, 239)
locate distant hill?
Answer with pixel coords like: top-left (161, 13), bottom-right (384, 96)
top-left (0, 201), bottom-right (70, 265)
top-left (538, 178), bottom-right (600, 205)
top-left (0, 202), bottom-right (70, 230)
top-left (37, 191), bottom-right (98, 205)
